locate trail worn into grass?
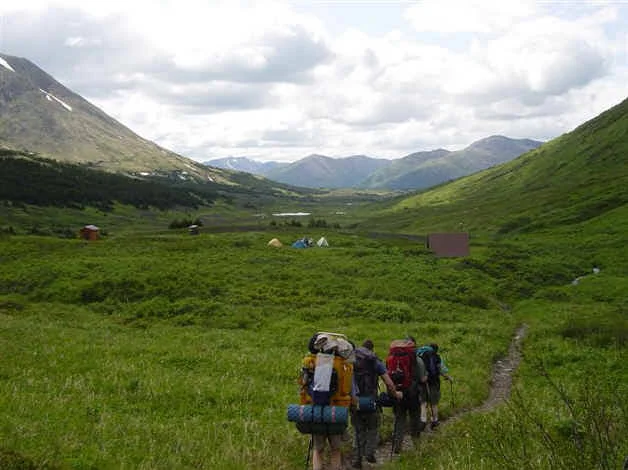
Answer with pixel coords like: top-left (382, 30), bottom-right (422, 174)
top-left (366, 324), bottom-right (528, 468)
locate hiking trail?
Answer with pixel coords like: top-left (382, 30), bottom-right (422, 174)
top-left (366, 324), bottom-right (528, 468)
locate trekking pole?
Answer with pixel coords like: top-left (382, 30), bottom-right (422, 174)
top-left (305, 435), bottom-right (313, 470)
top-left (425, 383), bottom-right (432, 423)
top-left (390, 413), bottom-right (398, 461)
top-left (449, 379), bottom-right (455, 409)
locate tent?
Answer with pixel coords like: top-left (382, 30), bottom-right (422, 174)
top-left (292, 239), bottom-right (307, 248)
top-left (317, 237), bottom-right (329, 247)
top-left (267, 238), bottom-right (283, 247)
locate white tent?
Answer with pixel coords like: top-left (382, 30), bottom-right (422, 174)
top-left (317, 237), bottom-right (329, 247)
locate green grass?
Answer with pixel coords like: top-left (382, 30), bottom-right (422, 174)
top-left (1, 216), bottom-right (625, 469)
top-left (0, 231), bottom-right (518, 469)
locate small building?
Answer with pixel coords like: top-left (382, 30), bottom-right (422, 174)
top-left (79, 225), bottom-right (100, 241)
top-left (426, 232), bottom-right (469, 257)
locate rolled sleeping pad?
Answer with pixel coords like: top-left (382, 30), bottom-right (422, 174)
top-left (356, 396), bottom-right (377, 412)
top-left (287, 404), bottom-right (349, 424)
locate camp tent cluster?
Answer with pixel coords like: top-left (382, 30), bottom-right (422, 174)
top-left (267, 237), bottom-right (329, 248)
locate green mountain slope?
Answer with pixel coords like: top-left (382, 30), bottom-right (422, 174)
top-left (364, 98), bottom-right (628, 235)
top-left (0, 150), bottom-right (216, 211)
top-left (361, 136), bottom-right (542, 190)
top-left (265, 154), bottom-right (391, 188)
top-left (359, 149), bottom-right (451, 188)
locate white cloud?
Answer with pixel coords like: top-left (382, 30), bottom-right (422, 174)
top-left (404, 0), bottom-right (538, 33)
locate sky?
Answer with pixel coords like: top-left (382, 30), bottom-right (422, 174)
top-left (1, 0), bottom-right (627, 163)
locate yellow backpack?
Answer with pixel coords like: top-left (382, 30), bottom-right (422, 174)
top-left (299, 352), bottom-right (353, 407)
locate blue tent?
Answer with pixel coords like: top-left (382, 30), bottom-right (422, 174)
top-left (292, 239), bottom-right (307, 248)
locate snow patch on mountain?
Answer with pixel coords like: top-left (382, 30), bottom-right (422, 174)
top-left (39, 88), bottom-right (73, 112)
top-left (0, 57), bottom-right (16, 72)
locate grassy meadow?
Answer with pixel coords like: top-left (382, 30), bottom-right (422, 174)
top-left (0, 213), bottom-right (626, 469)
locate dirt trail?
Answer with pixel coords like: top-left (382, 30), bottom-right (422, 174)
top-left (367, 324), bottom-right (528, 467)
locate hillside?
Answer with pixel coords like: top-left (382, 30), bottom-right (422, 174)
top-left (264, 154), bottom-right (391, 188)
top-left (0, 53), bottom-right (228, 182)
top-left (361, 136), bottom-right (542, 190)
top-left (363, 98), bottom-right (628, 235)
top-left (0, 150), bottom-right (217, 211)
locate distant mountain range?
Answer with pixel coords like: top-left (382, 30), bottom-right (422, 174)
top-left (204, 136), bottom-right (543, 190)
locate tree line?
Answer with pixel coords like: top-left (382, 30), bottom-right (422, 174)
top-left (0, 153), bottom-right (217, 210)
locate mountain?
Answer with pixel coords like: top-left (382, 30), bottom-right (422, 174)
top-left (218, 136), bottom-right (541, 190)
top-left (361, 136), bottom-right (543, 190)
top-left (264, 154), bottom-right (391, 188)
top-left (203, 156), bottom-right (288, 175)
top-left (0, 53), bottom-right (231, 183)
top-left (363, 97), bottom-right (628, 234)
top-left (359, 149), bottom-right (451, 189)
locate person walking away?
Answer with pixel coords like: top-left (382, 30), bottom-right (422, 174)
top-left (351, 340), bottom-right (402, 469)
top-left (417, 343), bottom-right (453, 429)
top-left (386, 337), bottom-right (427, 454)
top-left (298, 332), bottom-right (355, 470)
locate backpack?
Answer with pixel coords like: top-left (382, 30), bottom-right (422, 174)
top-left (354, 347), bottom-right (379, 398)
top-left (386, 339), bottom-right (416, 390)
top-left (417, 346), bottom-right (441, 384)
top-left (299, 333), bottom-right (354, 407)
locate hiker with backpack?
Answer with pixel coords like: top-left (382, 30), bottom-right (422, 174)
top-left (351, 339), bottom-right (402, 469)
top-left (295, 332), bottom-right (356, 470)
top-left (417, 343), bottom-right (453, 429)
top-left (386, 337), bottom-right (427, 454)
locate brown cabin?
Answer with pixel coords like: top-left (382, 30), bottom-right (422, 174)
top-left (426, 232), bottom-right (469, 257)
top-left (79, 225), bottom-right (100, 241)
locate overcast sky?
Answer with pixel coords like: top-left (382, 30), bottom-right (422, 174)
top-left (1, 0), bottom-right (627, 162)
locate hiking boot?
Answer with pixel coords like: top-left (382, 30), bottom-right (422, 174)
top-left (366, 455), bottom-right (376, 464)
top-left (351, 457), bottom-right (362, 469)
top-left (419, 420), bottom-right (427, 432)
top-left (431, 420), bottom-right (440, 429)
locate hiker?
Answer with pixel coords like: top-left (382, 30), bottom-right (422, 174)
top-left (417, 343), bottom-right (453, 429)
top-left (351, 339), bottom-right (402, 469)
top-left (297, 332), bottom-right (355, 470)
top-left (386, 337), bottom-right (427, 454)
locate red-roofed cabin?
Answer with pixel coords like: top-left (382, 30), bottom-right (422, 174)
top-left (426, 232), bottom-right (469, 257)
top-left (79, 225), bottom-right (100, 241)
